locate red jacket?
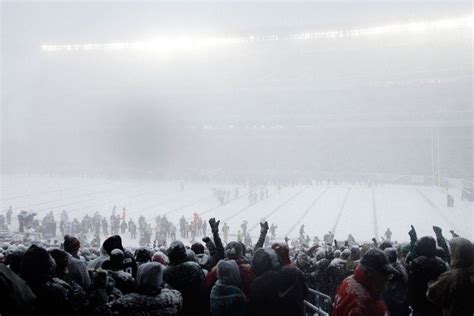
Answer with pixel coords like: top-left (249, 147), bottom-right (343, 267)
top-left (205, 258), bottom-right (255, 298)
top-left (332, 265), bottom-right (390, 316)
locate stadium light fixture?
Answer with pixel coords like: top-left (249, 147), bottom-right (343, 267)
top-left (40, 15), bottom-right (473, 53)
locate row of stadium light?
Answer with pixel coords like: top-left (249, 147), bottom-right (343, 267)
top-left (41, 15), bottom-right (473, 52)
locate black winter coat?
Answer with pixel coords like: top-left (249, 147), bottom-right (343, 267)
top-left (383, 262), bottom-right (410, 316)
top-left (407, 255), bottom-right (447, 316)
top-left (248, 266), bottom-right (308, 316)
top-left (163, 261), bottom-right (205, 316)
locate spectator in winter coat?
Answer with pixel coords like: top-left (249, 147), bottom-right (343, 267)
top-left (407, 236), bottom-right (448, 316)
top-left (152, 251), bottom-right (170, 266)
top-left (249, 248), bottom-right (308, 316)
top-left (102, 249), bottom-right (136, 294)
top-left (163, 241), bottom-right (206, 316)
top-left (205, 241), bottom-right (256, 297)
top-left (0, 263), bottom-right (35, 316)
top-left (5, 248), bottom-right (25, 275)
top-left (48, 248), bottom-right (89, 315)
top-left (20, 245), bottom-right (76, 316)
top-left (346, 246), bottom-right (360, 273)
top-left (102, 262), bottom-right (182, 316)
top-left (192, 242), bottom-right (213, 272)
top-left (326, 250), bottom-right (352, 299)
top-left (210, 260), bottom-right (246, 316)
top-left (103, 235), bottom-right (138, 277)
top-left (311, 248), bottom-right (332, 295)
top-left (63, 235), bottom-right (91, 290)
top-left (332, 248), bottom-right (396, 316)
top-left (383, 247), bottom-right (410, 316)
top-left (426, 237), bottom-right (474, 316)
top-left (88, 246), bottom-right (110, 271)
top-left (271, 242), bottom-right (291, 266)
top-left (87, 269), bottom-right (123, 314)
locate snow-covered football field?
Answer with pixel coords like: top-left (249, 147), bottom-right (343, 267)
top-left (1, 174), bottom-right (472, 245)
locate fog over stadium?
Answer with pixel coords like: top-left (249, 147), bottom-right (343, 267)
top-left (2, 2), bottom-right (472, 177)
top-left (0, 2), bottom-right (473, 316)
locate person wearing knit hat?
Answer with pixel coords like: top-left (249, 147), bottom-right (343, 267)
top-left (152, 251), bottom-right (170, 266)
top-left (271, 242), bottom-right (291, 266)
top-left (62, 235), bottom-right (91, 290)
top-left (63, 235), bottom-right (80, 256)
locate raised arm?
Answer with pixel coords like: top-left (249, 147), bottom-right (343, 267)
top-left (209, 218), bottom-right (225, 260)
top-left (254, 221), bottom-right (269, 250)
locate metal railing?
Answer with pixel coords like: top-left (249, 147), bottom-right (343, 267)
top-left (304, 288), bottom-right (332, 316)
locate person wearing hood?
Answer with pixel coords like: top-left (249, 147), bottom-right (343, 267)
top-left (205, 240), bottom-right (256, 298)
top-left (163, 240), bottom-right (206, 316)
top-left (407, 236), bottom-right (448, 316)
top-left (106, 235), bottom-right (138, 277)
top-left (134, 247), bottom-right (153, 266)
top-left (89, 235), bottom-right (138, 277)
top-left (20, 245), bottom-right (75, 316)
top-left (103, 262), bottom-right (182, 316)
top-left (210, 260), bottom-right (246, 316)
top-left (333, 248), bottom-right (396, 316)
top-left (249, 248), bottom-right (307, 316)
top-left (426, 237), bottom-right (474, 316)
top-left (382, 247), bottom-right (410, 316)
top-left (63, 235), bottom-right (91, 290)
top-left (204, 220), bottom-right (262, 299)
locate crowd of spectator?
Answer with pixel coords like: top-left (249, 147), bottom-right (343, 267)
top-left (0, 216), bottom-right (473, 316)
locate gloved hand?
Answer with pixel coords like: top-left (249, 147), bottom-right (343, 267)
top-left (209, 218), bottom-right (220, 234)
top-left (202, 236), bottom-right (211, 243)
top-left (260, 221), bottom-right (269, 233)
top-left (408, 225), bottom-right (417, 241)
top-left (433, 226), bottom-right (442, 236)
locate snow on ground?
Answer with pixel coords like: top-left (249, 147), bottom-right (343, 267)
top-left (1, 174), bottom-right (472, 246)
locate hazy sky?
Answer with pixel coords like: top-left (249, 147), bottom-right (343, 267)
top-left (1, 1), bottom-right (472, 176)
